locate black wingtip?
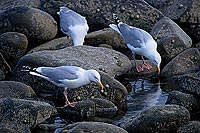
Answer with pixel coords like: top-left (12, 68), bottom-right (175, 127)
top-left (21, 66), bottom-right (36, 72)
top-left (112, 13), bottom-right (120, 24)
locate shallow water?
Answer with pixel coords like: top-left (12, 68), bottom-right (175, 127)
top-left (114, 76), bottom-right (169, 125)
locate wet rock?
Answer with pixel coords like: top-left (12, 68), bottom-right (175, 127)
top-left (166, 91), bottom-right (199, 112)
top-left (28, 37), bottom-right (72, 53)
top-left (57, 98), bottom-right (118, 121)
top-left (32, 123), bottom-right (65, 133)
top-left (0, 53), bottom-right (11, 79)
top-left (120, 105), bottom-right (190, 133)
top-left (147, 0), bottom-right (200, 43)
top-left (0, 81), bottom-right (36, 99)
top-left (177, 121), bottom-right (200, 133)
top-left (161, 48), bottom-right (200, 77)
top-left (85, 28), bottom-right (126, 50)
top-left (151, 17), bottom-right (192, 61)
top-left (0, 32), bottom-right (28, 68)
top-left (0, 6), bottom-right (57, 46)
top-left (167, 72), bottom-right (200, 98)
top-left (0, 0), bottom-right (41, 10)
top-left (55, 122), bottom-right (128, 133)
top-left (0, 98), bottom-right (57, 133)
top-left (40, 0), bottom-right (163, 32)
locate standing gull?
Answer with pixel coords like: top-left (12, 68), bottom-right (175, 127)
top-left (22, 66), bottom-right (104, 107)
top-left (109, 14), bottom-right (161, 74)
top-left (57, 7), bottom-right (89, 46)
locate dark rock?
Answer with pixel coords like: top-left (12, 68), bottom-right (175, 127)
top-left (40, 0), bottom-right (163, 32)
top-left (0, 6), bottom-right (57, 46)
top-left (0, 53), bottom-right (11, 79)
top-left (0, 70), bottom-right (5, 80)
top-left (120, 105), bottom-right (190, 133)
top-left (147, 0), bottom-right (200, 43)
top-left (0, 98), bottom-right (57, 133)
top-left (161, 48), bottom-right (200, 77)
top-left (0, 0), bottom-right (41, 10)
top-left (0, 81), bottom-right (36, 99)
top-left (32, 123), bottom-right (65, 133)
top-left (195, 42), bottom-right (200, 50)
top-left (0, 32), bottom-right (28, 68)
top-left (85, 28), bottom-right (126, 49)
top-left (28, 37), bottom-right (72, 53)
top-left (54, 122), bottom-right (128, 133)
top-left (151, 17), bottom-right (192, 61)
top-left (57, 98), bottom-right (118, 121)
top-left (166, 91), bottom-right (199, 112)
top-left (167, 72), bottom-right (200, 97)
top-left (177, 121), bottom-right (200, 133)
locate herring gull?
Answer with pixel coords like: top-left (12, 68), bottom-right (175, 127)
top-left (109, 14), bottom-right (161, 74)
top-left (22, 65), bottom-right (104, 107)
top-left (57, 7), bottom-right (89, 46)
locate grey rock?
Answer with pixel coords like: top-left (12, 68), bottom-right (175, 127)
top-left (0, 98), bottom-right (57, 133)
top-left (166, 91), bottom-right (199, 111)
top-left (195, 42), bottom-right (200, 50)
top-left (85, 28), bottom-right (126, 49)
top-left (0, 0), bottom-right (41, 10)
top-left (0, 81), bottom-right (36, 99)
top-left (151, 17), bottom-right (192, 61)
top-left (32, 123), bottom-right (65, 133)
top-left (167, 72), bottom-right (200, 97)
top-left (0, 53), bottom-right (11, 79)
top-left (55, 122), bottom-right (128, 133)
top-left (177, 121), bottom-right (200, 133)
top-left (40, 0), bottom-right (163, 32)
top-left (0, 32), bottom-right (28, 68)
top-left (0, 6), bottom-right (57, 46)
top-left (28, 37), bottom-right (72, 53)
top-left (161, 48), bottom-right (200, 77)
top-left (120, 105), bottom-right (190, 133)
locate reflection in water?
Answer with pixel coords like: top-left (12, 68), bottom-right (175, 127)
top-left (114, 77), bottom-right (168, 125)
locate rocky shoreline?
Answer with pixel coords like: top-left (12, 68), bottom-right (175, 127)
top-left (0, 0), bottom-right (200, 133)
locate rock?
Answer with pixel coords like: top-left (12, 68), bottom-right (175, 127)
top-left (161, 48), bottom-right (200, 77)
top-left (195, 42), bottom-right (200, 50)
top-left (85, 28), bottom-right (126, 50)
top-left (120, 105), bottom-right (190, 133)
top-left (0, 81), bottom-right (36, 99)
top-left (167, 72), bottom-right (200, 98)
top-left (177, 121), bottom-right (200, 133)
top-left (57, 98), bottom-right (118, 121)
top-left (0, 53), bottom-right (11, 79)
top-left (0, 6), bottom-right (57, 46)
top-left (32, 123), bottom-right (65, 133)
top-left (28, 37), bottom-right (72, 53)
top-left (146, 0), bottom-right (200, 43)
top-left (0, 0), bottom-right (41, 10)
top-left (0, 70), bottom-right (5, 80)
top-left (0, 98), bottom-right (57, 133)
top-left (166, 91), bottom-right (199, 112)
top-left (54, 122), bottom-right (128, 133)
top-left (151, 17), bottom-right (192, 61)
top-left (0, 32), bottom-right (28, 68)
top-left (40, 0), bottom-right (163, 32)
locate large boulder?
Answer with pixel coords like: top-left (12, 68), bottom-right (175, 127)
top-left (39, 0), bottom-right (164, 32)
top-left (0, 32), bottom-right (28, 68)
top-left (161, 48), bottom-right (200, 77)
top-left (151, 17), bottom-right (192, 61)
top-left (54, 122), bottom-right (128, 133)
top-left (0, 6), bottom-right (57, 46)
top-left (147, 0), bottom-right (200, 43)
top-left (0, 81), bottom-right (36, 99)
top-left (120, 105), bottom-right (190, 133)
top-left (0, 98), bottom-right (57, 133)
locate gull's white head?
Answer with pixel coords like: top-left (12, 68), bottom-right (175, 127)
top-left (149, 51), bottom-right (161, 74)
top-left (87, 70), bottom-right (104, 89)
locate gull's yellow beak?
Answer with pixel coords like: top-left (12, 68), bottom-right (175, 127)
top-left (158, 66), bottom-right (160, 74)
top-left (98, 82), bottom-right (104, 89)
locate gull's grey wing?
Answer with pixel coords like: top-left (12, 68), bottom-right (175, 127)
top-left (36, 66), bottom-right (80, 81)
top-left (118, 23), bottom-right (153, 48)
top-left (59, 7), bottom-right (87, 33)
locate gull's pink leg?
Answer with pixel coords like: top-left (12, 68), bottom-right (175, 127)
top-left (63, 88), bottom-right (77, 107)
top-left (133, 55), bottom-right (144, 72)
top-left (141, 56), bottom-right (152, 70)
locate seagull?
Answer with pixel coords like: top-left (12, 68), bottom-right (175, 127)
top-left (22, 65), bottom-right (104, 107)
top-left (57, 7), bottom-right (89, 46)
top-left (109, 14), bottom-right (161, 74)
